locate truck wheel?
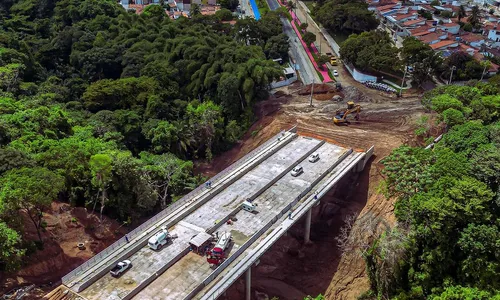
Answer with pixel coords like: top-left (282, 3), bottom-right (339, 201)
top-left (157, 244), bottom-right (163, 250)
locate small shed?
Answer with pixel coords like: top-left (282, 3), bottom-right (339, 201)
top-left (189, 232), bottom-right (213, 255)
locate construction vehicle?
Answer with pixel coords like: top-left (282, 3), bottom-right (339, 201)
top-left (206, 232), bottom-right (232, 266)
top-left (333, 101), bottom-right (361, 125)
top-left (148, 226), bottom-right (172, 250)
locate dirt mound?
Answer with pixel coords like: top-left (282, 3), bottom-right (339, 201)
top-left (298, 83), bottom-right (337, 95)
top-left (342, 86), bottom-right (371, 103)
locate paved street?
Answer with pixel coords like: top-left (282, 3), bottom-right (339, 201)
top-left (239, 0), bottom-right (255, 18)
top-left (266, 0), bottom-right (320, 84)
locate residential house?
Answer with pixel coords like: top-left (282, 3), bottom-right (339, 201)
top-left (485, 23), bottom-right (500, 42)
top-left (374, 3), bottom-right (402, 16)
top-left (438, 22), bottom-right (460, 34)
top-left (461, 33), bottom-right (486, 49)
top-left (417, 30), bottom-right (448, 44)
top-left (430, 39), bottom-right (459, 50)
top-left (458, 42), bottom-right (477, 56)
top-left (387, 12), bottom-right (419, 24)
top-left (403, 18), bottom-right (427, 28)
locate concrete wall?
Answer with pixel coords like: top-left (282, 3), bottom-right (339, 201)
top-left (344, 63), bottom-right (378, 83)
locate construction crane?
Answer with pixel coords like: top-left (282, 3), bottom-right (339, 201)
top-left (333, 101), bottom-right (361, 125)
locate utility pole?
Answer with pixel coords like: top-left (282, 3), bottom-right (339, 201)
top-left (480, 63), bottom-right (488, 81)
top-left (309, 77), bottom-right (314, 107)
top-left (400, 65), bottom-right (408, 97)
top-left (448, 66), bottom-right (456, 85)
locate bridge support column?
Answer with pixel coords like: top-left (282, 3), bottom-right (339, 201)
top-left (304, 208), bottom-right (312, 243)
top-left (246, 267), bottom-right (251, 300)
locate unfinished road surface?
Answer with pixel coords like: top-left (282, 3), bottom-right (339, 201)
top-left (55, 129), bottom-right (371, 300)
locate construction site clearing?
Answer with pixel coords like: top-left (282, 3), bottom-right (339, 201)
top-left (44, 128), bottom-right (371, 300)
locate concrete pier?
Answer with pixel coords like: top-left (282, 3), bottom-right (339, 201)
top-left (304, 208), bottom-right (312, 243)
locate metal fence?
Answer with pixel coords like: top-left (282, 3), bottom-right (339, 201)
top-left (62, 130), bottom-right (293, 285)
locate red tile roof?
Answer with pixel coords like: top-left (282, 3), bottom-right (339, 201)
top-left (489, 62), bottom-right (499, 72)
top-left (376, 4), bottom-right (398, 12)
top-left (409, 25), bottom-right (433, 36)
top-left (403, 18), bottom-right (426, 26)
top-left (430, 39), bottom-right (458, 49)
top-left (393, 13), bottom-right (416, 21)
top-left (441, 22), bottom-right (459, 27)
top-left (461, 33), bottom-right (485, 43)
top-left (418, 32), bottom-right (442, 43)
top-left (458, 43), bottom-right (475, 53)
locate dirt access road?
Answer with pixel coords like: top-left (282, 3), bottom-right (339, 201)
top-left (196, 82), bottom-right (424, 300)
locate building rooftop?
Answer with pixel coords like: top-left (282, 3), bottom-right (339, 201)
top-left (376, 4), bottom-right (398, 11)
top-left (393, 13), bottom-right (417, 21)
top-left (403, 18), bottom-right (426, 26)
top-left (430, 39), bottom-right (458, 49)
top-left (441, 22), bottom-right (459, 27)
top-left (461, 33), bottom-right (485, 43)
top-left (409, 25), bottom-right (434, 35)
top-left (418, 32), bottom-right (442, 43)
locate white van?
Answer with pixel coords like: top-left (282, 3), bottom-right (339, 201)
top-left (148, 226), bottom-right (170, 250)
top-left (242, 201), bottom-right (256, 212)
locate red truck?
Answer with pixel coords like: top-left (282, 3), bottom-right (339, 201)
top-left (206, 232), bottom-right (232, 266)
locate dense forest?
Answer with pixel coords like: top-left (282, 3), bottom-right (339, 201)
top-left (362, 81), bottom-right (500, 299)
top-left (0, 0), bottom-right (289, 271)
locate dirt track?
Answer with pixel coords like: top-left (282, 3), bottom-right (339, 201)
top-left (198, 82), bottom-right (424, 300)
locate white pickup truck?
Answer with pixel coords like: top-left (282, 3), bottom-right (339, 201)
top-left (110, 260), bottom-right (132, 277)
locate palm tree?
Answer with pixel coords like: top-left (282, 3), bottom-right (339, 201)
top-left (468, 5), bottom-right (480, 27)
top-left (458, 5), bottom-right (466, 22)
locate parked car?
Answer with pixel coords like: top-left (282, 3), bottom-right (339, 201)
top-left (148, 226), bottom-right (171, 250)
top-left (110, 260), bottom-right (131, 277)
top-left (308, 153), bottom-right (320, 163)
top-left (291, 166), bottom-right (303, 177)
top-left (333, 70), bottom-right (339, 76)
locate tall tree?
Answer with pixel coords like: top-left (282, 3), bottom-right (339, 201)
top-left (458, 5), bottom-right (466, 21)
top-left (303, 31), bottom-right (317, 48)
top-left (0, 167), bottom-right (64, 243)
top-left (468, 5), bottom-right (480, 27)
top-left (89, 153), bottom-right (113, 220)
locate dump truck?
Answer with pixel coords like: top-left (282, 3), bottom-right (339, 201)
top-left (110, 260), bottom-right (132, 277)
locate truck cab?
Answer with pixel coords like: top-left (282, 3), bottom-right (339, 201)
top-left (211, 232), bottom-right (232, 257)
top-left (148, 226), bottom-right (170, 250)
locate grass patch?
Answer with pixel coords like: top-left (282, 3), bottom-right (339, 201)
top-left (256, 0), bottom-right (270, 15)
top-left (316, 70), bottom-right (324, 82)
top-left (327, 69), bottom-right (335, 81)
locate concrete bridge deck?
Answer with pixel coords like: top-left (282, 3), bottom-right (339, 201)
top-left (55, 128), bottom-right (373, 300)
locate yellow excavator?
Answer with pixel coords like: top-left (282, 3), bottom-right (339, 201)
top-left (333, 101), bottom-right (362, 125)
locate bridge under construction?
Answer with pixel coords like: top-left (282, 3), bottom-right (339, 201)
top-left (45, 127), bottom-right (373, 300)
